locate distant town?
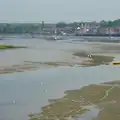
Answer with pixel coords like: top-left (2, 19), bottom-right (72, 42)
top-left (1, 19), bottom-right (120, 36)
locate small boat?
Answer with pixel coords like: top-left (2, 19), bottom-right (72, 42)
top-left (53, 36), bottom-right (63, 40)
top-left (112, 61), bottom-right (120, 65)
top-left (46, 29), bottom-right (63, 40)
top-left (45, 35), bottom-right (63, 40)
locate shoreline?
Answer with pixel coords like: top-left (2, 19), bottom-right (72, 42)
top-left (29, 80), bottom-right (120, 120)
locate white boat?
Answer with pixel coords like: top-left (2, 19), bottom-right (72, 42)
top-left (53, 36), bottom-right (63, 40)
top-left (45, 35), bottom-right (63, 40)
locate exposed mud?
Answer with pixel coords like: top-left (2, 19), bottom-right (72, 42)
top-left (29, 81), bottom-right (120, 120)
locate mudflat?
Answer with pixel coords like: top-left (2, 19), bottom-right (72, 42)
top-left (0, 42), bottom-right (119, 74)
top-left (29, 81), bottom-right (120, 120)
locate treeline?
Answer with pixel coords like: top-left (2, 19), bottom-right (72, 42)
top-left (1, 19), bottom-right (120, 34)
top-left (0, 23), bottom-right (41, 34)
top-left (56, 22), bottom-right (83, 28)
top-left (100, 19), bottom-right (120, 28)
top-left (56, 19), bottom-right (120, 28)
top-left (0, 22), bottom-right (76, 34)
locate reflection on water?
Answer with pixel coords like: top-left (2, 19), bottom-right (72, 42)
top-left (0, 65), bottom-right (120, 120)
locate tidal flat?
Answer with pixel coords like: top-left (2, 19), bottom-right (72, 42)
top-left (29, 80), bottom-right (120, 120)
top-left (73, 51), bottom-right (114, 67)
top-left (1, 38), bottom-right (120, 120)
top-left (0, 51), bottom-right (115, 74)
top-left (0, 41), bottom-right (119, 74)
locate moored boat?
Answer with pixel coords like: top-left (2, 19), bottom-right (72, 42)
top-left (112, 61), bottom-right (120, 65)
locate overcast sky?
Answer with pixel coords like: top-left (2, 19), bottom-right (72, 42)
top-left (0, 0), bottom-right (119, 23)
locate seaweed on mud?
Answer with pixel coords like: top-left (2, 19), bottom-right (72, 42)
top-left (29, 83), bottom-right (120, 120)
top-left (0, 44), bottom-right (26, 49)
top-left (73, 51), bottom-right (114, 67)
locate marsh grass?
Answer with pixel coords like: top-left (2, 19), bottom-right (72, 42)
top-left (0, 44), bottom-right (26, 49)
top-left (73, 51), bottom-right (114, 66)
top-left (29, 83), bottom-right (118, 120)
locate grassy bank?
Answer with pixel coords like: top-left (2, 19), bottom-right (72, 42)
top-left (0, 44), bottom-right (26, 49)
top-left (73, 51), bottom-right (114, 66)
top-left (29, 81), bottom-right (120, 120)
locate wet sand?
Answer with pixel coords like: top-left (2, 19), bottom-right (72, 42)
top-left (0, 54), bottom-right (114, 74)
top-left (0, 41), bottom-right (119, 74)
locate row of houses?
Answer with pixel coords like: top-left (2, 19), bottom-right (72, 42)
top-left (39, 22), bottom-right (120, 35)
top-left (98, 27), bottom-right (120, 34)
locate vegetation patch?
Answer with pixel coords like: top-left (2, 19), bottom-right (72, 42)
top-left (29, 81), bottom-right (120, 120)
top-left (0, 44), bottom-right (27, 49)
top-left (103, 80), bottom-right (120, 85)
top-left (73, 51), bottom-right (114, 67)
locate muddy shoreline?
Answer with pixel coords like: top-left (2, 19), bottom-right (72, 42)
top-left (29, 80), bottom-right (120, 120)
top-left (0, 42), bottom-right (120, 74)
top-left (0, 51), bottom-right (116, 74)
top-left (0, 54), bottom-right (115, 74)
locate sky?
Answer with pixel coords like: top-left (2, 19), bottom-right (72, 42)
top-left (0, 0), bottom-right (120, 23)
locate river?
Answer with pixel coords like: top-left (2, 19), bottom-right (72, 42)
top-left (0, 36), bottom-right (120, 120)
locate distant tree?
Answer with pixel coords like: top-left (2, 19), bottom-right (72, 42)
top-left (100, 19), bottom-right (120, 28)
top-left (67, 22), bottom-right (77, 28)
top-left (107, 21), bottom-right (113, 27)
top-left (56, 22), bottom-right (67, 28)
top-left (41, 21), bottom-right (44, 30)
top-left (100, 20), bottom-right (106, 24)
top-left (112, 19), bottom-right (120, 26)
top-left (0, 23), bottom-right (41, 34)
